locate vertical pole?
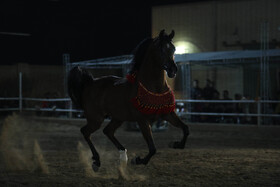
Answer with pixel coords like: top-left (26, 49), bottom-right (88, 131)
top-left (63, 53), bottom-right (70, 97)
top-left (257, 100), bottom-right (261, 126)
top-left (186, 63), bottom-right (192, 99)
top-left (63, 53), bottom-right (71, 118)
top-left (69, 101), bottom-right (72, 119)
top-left (19, 72), bottom-right (22, 112)
top-left (260, 22), bottom-right (270, 125)
top-left (186, 63), bottom-right (192, 122)
top-left (213, 1), bottom-right (218, 51)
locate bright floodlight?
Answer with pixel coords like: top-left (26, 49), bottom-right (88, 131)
top-left (175, 45), bottom-right (189, 54)
top-left (174, 41), bottom-right (199, 54)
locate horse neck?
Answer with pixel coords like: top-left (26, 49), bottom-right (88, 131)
top-left (137, 54), bottom-right (168, 93)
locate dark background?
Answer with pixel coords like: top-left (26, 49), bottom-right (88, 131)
top-left (0, 0), bottom-right (205, 65)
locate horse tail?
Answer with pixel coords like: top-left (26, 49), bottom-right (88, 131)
top-left (67, 66), bottom-right (93, 109)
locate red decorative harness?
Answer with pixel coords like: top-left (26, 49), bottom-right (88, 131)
top-left (127, 73), bottom-right (175, 115)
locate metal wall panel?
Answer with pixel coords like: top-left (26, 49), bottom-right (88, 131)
top-left (152, 0), bottom-right (280, 52)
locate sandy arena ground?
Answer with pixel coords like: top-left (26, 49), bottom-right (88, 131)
top-left (0, 113), bottom-right (279, 186)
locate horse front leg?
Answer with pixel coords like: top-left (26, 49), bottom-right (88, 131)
top-left (131, 121), bottom-right (156, 165)
top-left (103, 119), bottom-right (128, 166)
top-left (163, 111), bottom-right (190, 149)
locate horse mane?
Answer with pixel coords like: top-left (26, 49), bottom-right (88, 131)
top-left (129, 37), bottom-right (153, 73)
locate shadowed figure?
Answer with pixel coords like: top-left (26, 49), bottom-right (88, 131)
top-left (68, 30), bottom-right (189, 171)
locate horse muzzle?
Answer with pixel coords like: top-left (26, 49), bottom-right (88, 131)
top-left (164, 63), bottom-right (178, 78)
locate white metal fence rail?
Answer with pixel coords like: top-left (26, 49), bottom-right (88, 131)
top-left (1, 96), bottom-right (280, 125)
top-left (1, 73), bottom-right (280, 125)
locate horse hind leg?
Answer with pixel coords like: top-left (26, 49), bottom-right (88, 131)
top-left (80, 119), bottom-right (103, 172)
top-left (163, 111), bottom-right (190, 149)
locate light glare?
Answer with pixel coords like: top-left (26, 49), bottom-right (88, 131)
top-left (174, 41), bottom-right (199, 54)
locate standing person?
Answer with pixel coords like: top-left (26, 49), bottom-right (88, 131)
top-left (202, 79), bottom-right (217, 122)
top-left (191, 80), bottom-right (203, 122)
top-left (202, 79), bottom-right (216, 100)
top-left (191, 80), bottom-right (202, 100)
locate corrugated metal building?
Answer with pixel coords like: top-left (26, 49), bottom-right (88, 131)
top-left (152, 0), bottom-right (280, 53)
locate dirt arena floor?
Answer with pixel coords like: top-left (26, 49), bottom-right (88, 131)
top-left (0, 114), bottom-right (279, 187)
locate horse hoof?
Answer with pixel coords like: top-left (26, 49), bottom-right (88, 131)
top-left (92, 163), bottom-right (99, 172)
top-left (131, 156), bottom-right (141, 165)
top-left (92, 161), bottom-right (100, 172)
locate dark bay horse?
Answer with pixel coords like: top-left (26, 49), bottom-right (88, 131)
top-left (68, 30), bottom-right (189, 171)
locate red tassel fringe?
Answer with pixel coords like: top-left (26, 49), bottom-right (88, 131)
top-left (131, 97), bottom-right (175, 115)
top-left (131, 82), bottom-right (175, 115)
top-left (126, 72), bottom-right (175, 115)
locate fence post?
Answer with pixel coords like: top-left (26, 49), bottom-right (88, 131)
top-left (63, 53), bottom-right (70, 98)
top-left (257, 100), bottom-right (261, 126)
top-left (19, 72), bottom-right (22, 112)
top-left (69, 100), bottom-right (72, 119)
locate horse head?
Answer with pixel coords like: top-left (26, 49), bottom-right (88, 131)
top-left (152, 29), bottom-right (178, 78)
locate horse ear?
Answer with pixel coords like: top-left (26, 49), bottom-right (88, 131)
top-left (169, 30), bottom-right (175, 40)
top-left (159, 29), bottom-right (165, 38)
